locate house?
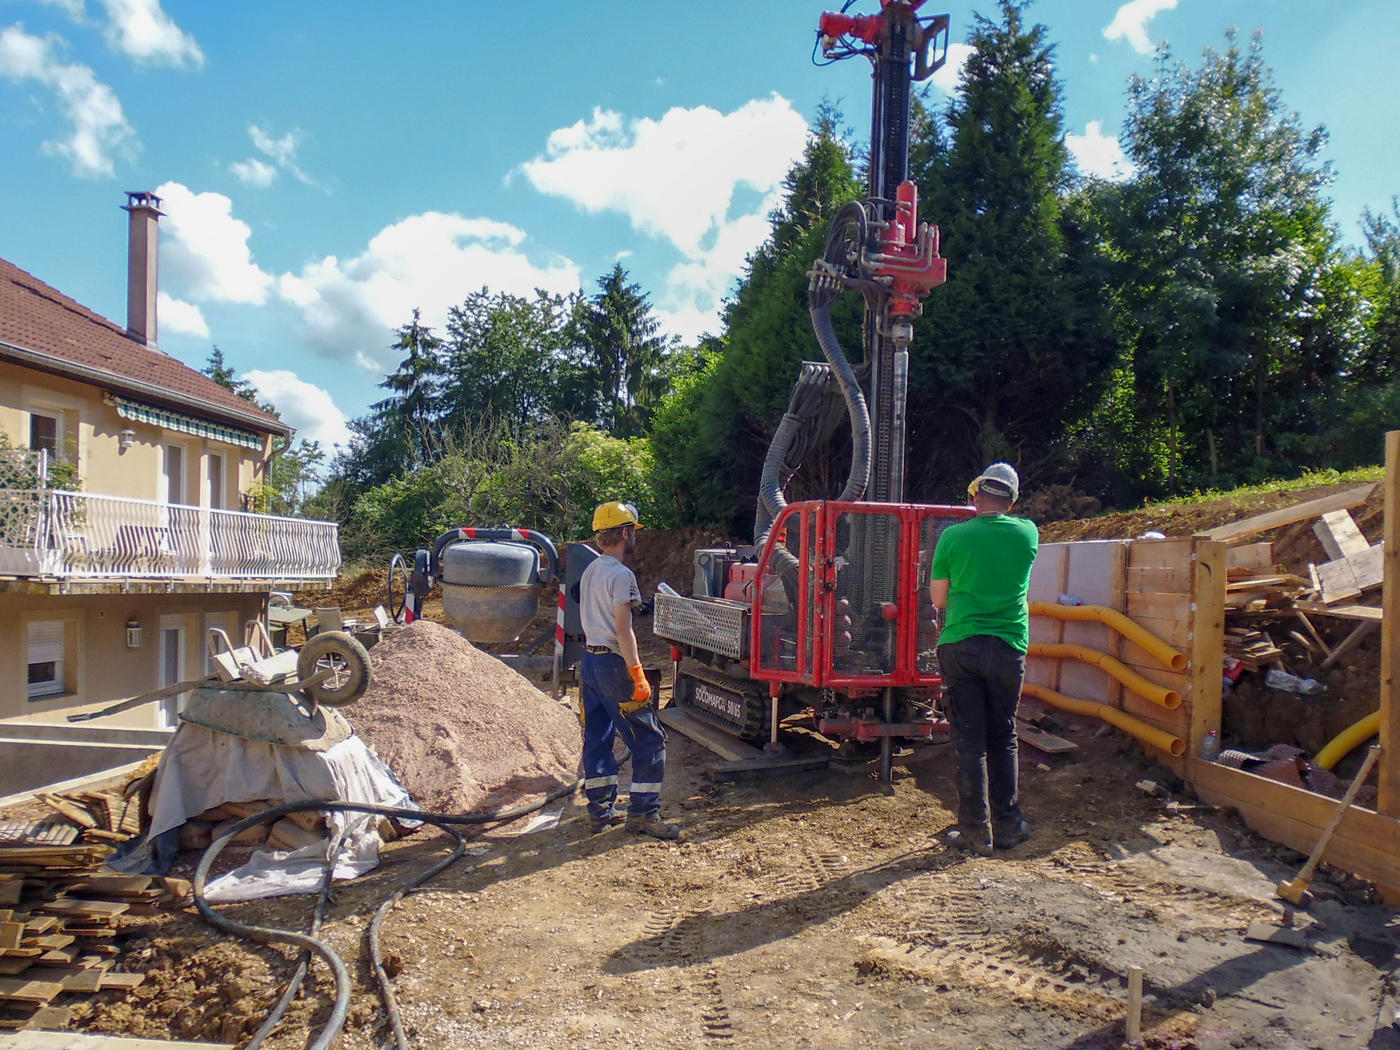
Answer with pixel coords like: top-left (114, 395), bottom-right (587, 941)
top-left (0, 192), bottom-right (337, 763)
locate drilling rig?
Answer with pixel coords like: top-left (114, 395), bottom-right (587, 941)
top-left (654, 0), bottom-right (971, 782)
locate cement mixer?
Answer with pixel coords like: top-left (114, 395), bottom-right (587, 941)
top-left (390, 526), bottom-right (596, 695)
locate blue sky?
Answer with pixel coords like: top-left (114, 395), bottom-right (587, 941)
top-left (2, 0), bottom-right (1397, 454)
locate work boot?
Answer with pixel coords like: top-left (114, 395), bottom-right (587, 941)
top-left (994, 819), bottom-right (1032, 851)
top-left (943, 824), bottom-right (993, 857)
top-left (588, 813), bottom-right (626, 834)
top-left (625, 814), bottom-right (681, 841)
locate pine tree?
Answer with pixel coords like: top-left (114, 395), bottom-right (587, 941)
top-left (908, 0), bottom-right (1118, 500)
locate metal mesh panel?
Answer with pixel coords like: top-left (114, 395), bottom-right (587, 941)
top-left (654, 593), bottom-right (748, 661)
top-left (832, 510), bottom-right (900, 675)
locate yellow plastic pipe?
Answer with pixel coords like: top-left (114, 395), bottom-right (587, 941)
top-left (1029, 601), bottom-right (1187, 672)
top-left (1027, 642), bottom-right (1181, 710)
top-left (1314, 710), bottom-right (1380, 771)
top-left (1022, 682), bottom-right (1187, 757)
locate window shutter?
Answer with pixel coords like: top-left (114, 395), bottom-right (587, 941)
top-left (27, 621), bottom-right (64, 664)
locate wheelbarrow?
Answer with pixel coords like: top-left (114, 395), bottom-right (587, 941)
top-left (70, 625), bottom-right (373, 725)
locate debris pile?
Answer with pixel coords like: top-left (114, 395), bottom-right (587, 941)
top-left (348, 620), bottom-right (581, 813)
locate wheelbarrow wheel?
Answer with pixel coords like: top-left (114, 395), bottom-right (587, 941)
top-left (297, 631), bottom-right (372, 706)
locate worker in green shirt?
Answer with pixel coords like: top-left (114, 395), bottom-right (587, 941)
top-left (928, 462), bottom-right (1039, 856)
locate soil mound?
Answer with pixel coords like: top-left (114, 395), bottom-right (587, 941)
top-left (348, 620), bottom-right (580, 814)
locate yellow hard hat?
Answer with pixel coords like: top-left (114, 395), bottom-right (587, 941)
top-left (592, 501), bottom-right (643, 531)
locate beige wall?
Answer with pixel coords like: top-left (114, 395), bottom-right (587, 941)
top-left (0, 360), bottom-right (270, 506)
top-left (0, 591), bottom-right (265, 729)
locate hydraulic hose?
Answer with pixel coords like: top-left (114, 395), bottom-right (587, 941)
top-left (1022, 682), bottom-right (1186, 757)
top-left (1028, 601), bottom-right (1187, 672)
top-left (1027, 642), bottom-right (1182, 710)
top-left (193, 778), bottom-right (581, 1050)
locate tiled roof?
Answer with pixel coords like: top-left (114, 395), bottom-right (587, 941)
top-left (0, 255), bottom-right (289, 436)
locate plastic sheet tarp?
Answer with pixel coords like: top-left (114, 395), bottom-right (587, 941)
top-left (111, 725), bottom-right (417, 901)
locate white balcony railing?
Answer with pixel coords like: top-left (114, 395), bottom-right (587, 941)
top-left (0, 489), bottom-right (339, 580)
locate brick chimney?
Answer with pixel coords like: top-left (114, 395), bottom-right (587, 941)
top-left (122, 190), bottom-right (163, 347)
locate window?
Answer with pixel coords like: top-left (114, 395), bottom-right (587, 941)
top-left (29, 413), bottom-right (59, 458)
top-left (26, 621), bottom-right (66, 699)
top-left (158, 615), bottom-right (187, 728)
top-left (207, 453), bottom-right (224, 510)
top-left (164, 444), bottom-right (185, 506)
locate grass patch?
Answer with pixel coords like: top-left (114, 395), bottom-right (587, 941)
top-left (1147, 465), bottom-right (1384, 512)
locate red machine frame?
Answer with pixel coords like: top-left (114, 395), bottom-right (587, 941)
top-left (749, 500), bottom-right (973, 690)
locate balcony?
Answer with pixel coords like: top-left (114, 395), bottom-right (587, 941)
top-left (0, 489), bottom-right (339, 581)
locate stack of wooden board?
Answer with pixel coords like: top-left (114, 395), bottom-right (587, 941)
top-left (0, 851), bottom-right (184, 1031)
top-left (1224, 626), bottom-right (1285, 671)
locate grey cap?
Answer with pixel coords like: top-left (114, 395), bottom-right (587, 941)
top-left (970, 462), bottom-right (1019, 502)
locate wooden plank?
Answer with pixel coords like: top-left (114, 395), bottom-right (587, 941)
top-left (95, 971), bottom-right (144, 990)
top-left (1125, 566), bottom-right (1194, 595)
top-left (1314, 544), bottom-right (1384, 603)
top-left (1125, 592), bottom-right (1192, 622)
top-left (1015, 720), bottom-right (1077, 754)
top-left (1294, 601), bottom-right (1383, 622)
top-left (1194, 484), bottom-right (1376, 542)
top-left (1188, 541), bottom-right (1227, 764)
top-left (0, 978), bottom-right (62, 1006)
top-left (1192, 762), bottom-right (1400, 889)
top-left (0, 960), bottom-right (32, 977)
top-left (658, 708), bottom-right (764, 762)
top-left (1315, 509), bottom-right (1371, 560)
top-left (0, 1005), bottom-right (71, 1032)
top-left (1382, 430), bottom-right (1400, 818)
top-left (1125, 536), bottom-right (1196, 569)
top-left (36, 900), bottom-right (126, 919)
top-left (706, 755), bottom-right (832, 780)
top-left (0, 928), bottom-right (21, 953)
top-left (1226, 542), bottom-right (1274, 573)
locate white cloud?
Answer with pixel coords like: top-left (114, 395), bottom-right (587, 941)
top-left (1103, 0), bottom-right (1177, 55)
top-left (154, 181), bottom-right (274, 304)
top-left (521, 96), bottom-right (809, 346)
top-left (520, 95), bottom-right (808, 256)
top-left (1066, 120), bottom-right (1133, 181)
top-left (248, 124), bottom-right (313, 186)
top-left (0, 24), bottom-right (136, 177)
top-left (229, 157), bottom-right (276, 188)
top-left (928, 42), bottom-right (974, 94)
top-left (96, 0), bottom-right (202, 68)
top-left (277, 212), bottom-right (582, 371)
top-left (156, 292), bottom-right (209, 337)
top-left (243, 370), bottom-right (350, 450)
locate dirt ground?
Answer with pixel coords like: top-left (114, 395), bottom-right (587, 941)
top-left (36, 486), bottom-right (1400, 1048)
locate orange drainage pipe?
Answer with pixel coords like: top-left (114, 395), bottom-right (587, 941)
top-left (1029, 601), bottom-right (1187, 672)
top-left (1022, 682), bottom-right (1187, 757)
top-left (1027, 642), bottom-right (1182, 710)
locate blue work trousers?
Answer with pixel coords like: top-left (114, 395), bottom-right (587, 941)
top-left (937, 635), bottom-right (1026, 837)
top-left (580, 651), bottom-right (666, 820)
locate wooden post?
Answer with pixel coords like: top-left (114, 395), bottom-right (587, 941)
top-left (1188, 540), bottom-right (1228, 764)
top-left (1379, 431), bottom-right (1400, 817)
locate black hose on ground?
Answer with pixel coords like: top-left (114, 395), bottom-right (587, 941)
top-left (192, 779), bottom-right (582, 1050)
top-left (244, 825), bottom-right (346, 1050)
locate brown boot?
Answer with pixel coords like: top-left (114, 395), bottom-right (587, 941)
top-left (625, 814), bottom-right (681, 841)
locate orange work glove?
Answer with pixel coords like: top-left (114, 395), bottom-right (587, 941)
top-left (619, 664), bottom-right (652, 716)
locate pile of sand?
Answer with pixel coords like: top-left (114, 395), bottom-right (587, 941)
top-left (346, 620), bottom-right (580, 814)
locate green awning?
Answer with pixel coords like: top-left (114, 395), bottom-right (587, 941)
top-left (113, 397), bottom-right (263, 450)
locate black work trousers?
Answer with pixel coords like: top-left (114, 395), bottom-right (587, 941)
top-left (937, 635), bottom-right (1026, 836)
